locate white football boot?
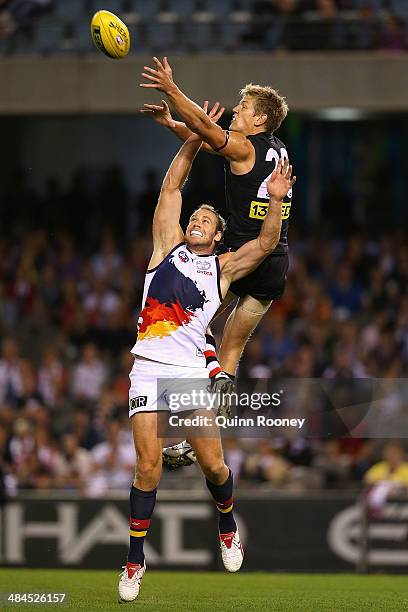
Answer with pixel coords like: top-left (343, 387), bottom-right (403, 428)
top-left (118, 561), bottom-right (146, 602)
top-left (162, 440), bottom-right (197, 469)
top-left (219, 527), bottom-right (244, 572)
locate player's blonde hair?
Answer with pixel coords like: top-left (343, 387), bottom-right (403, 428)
top-left (240, 84), bottom-right (289, 133)
top-left (191, 204), bottom-right (226, 235)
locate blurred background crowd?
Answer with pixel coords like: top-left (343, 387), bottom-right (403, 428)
top-left (0, 0), bottom-right (407, 53)
top-left (0, 0), bottom-right (407, 501)
top-left (0, 161), bottom-right (407, 497)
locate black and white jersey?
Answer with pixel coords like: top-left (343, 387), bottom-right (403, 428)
top-left (224, 132), bottom-right (292, 254)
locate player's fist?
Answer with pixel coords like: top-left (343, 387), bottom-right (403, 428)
top-left (267, 159), bottom-right (296, 202)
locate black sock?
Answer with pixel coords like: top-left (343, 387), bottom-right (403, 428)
top-left (128, 485), bottom-right (156, 565)
top-left (206, 469), bottom-right (237, 534)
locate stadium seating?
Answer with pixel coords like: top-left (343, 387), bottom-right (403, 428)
top-left (0, 0), bottom-right (404, 56)
top-left (183, 19), bottom-right (217, 52)
top-left (36, 17), bottom-right (66, 54)
top-left (76, 21), bottom-right (94, 53)
top-left (144, 21), bottom-right (178, 52)
top-left (166, 0), bottom-right (196, 16)
top-left (54, 0), bottom-right (86, 19)
top-left (129, 0), bottom-right (162, 20)
top-left (220, 16), bottom-right (251, 52)
top-left (91, 0), bottom-right (125, 17)
top-left (202, 0), bottom-right (231, 17)
top-left (389, 0), bottom-right (408, 18)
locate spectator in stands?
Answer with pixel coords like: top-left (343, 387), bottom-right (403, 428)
top-left (0, 423), bottom-right (15, 497)
top-left (72, 408), bottom-right (103, 451)
top-left (0, 0), bottom-right (52, 38)
top-left (328, 264), bottom-right (363, 318)
top-left (53, 433), bottom-right (92, 492)
top-left (38, 346), bottom-right (66, 408)
top-left (364, 441), bottom-right (408, 510)
top-left (91, 232), bottom-right (123, 281)
top-left (9, 417), bottom-right (35, 487)
top-left (245, 440), bottom-right (291, 486)
top-left (83, 278), bottom-right (122, 329)
top-left (71, 343), bottom-right (107, 403)
top-left (365, 441), bottom-right (408, 487)
top-left (0, 337), bottom-right (23, 406)
top-left (313, 440), bottom-right (351, 488)
top-left (350, 440), bottom-right (377, 482)
top-left (87, 420), bottom-right (135, 496)
top-left (241, 0), bottom-right (307, 50)
top-left (260, 313), bottom-right (297, 367)
top-left (377, 14), bottom-right (407, 51)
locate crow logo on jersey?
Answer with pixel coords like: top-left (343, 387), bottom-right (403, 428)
top-left (178, 251), bottom-right (189, 263)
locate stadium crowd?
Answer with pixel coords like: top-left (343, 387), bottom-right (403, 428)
top-left (0, 166), bottom-right (407, 498)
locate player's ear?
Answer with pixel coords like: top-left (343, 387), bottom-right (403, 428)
top-left (214, 230), bottom-right (222, 244)
top-left (254, 113), bottom-right (268, 128)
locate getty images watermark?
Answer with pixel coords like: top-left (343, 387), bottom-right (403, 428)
top-left (167, 388), bottom-right (283, 412)
top-left (166, 387), bottom-right (305, 430)
top-left (157, 376), bottom-right (408, 438)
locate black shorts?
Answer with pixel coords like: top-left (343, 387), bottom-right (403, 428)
top-left (229, 252), bottom-right (289, 301)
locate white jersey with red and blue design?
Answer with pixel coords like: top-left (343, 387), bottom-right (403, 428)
top-left (131, 243), bottom-right (222, 368)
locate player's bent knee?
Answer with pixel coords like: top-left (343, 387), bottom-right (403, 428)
top-left (135, 458), bottom-right (162, 489)
top-left (201, 460), bottom-right (227, 484)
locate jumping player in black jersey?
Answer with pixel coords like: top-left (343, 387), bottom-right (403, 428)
top-left (140, 57), bottom-right (291, 378)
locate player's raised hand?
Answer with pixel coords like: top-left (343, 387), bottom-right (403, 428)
top-left (140, 99), bottom-right (175, 128)
top-left (203, 100), bottom-right (225, 124)
top-left (266, 159), bottom-right (296, 202)
top-left (140, 56), bottom-right (176, 95)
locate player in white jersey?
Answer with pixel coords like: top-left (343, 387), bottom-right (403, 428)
top-left (119, 126), bottom-right (295, 602)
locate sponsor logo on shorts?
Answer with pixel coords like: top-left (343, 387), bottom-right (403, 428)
top-left (129, 396), bottom-right (148, 410)
top-left (178, 251), bottom-right (189, 263)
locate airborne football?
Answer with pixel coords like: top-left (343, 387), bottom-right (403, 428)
top-left (90, 10), bottom-right (130, 59)
top-left (1, 0), bottom-right (407, 611)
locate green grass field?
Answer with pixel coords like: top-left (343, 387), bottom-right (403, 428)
top-left (0, 570), bottom-right (407, 612)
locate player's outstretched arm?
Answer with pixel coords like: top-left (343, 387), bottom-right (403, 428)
top-left (140, 98), bottom-right (225, 155)
top-left (219, 160), bottom-right (296, 295)
top-left (140, 57), bottom-right (250, 161)
top-left (149, 135), bottom-right (202, 268)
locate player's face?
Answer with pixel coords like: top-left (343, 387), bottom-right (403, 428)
top-left (186, 210), bottom-right (221, 252)
top-left (230, 96), bottom-right (258, 134)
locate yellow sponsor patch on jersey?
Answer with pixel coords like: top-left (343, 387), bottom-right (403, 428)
top-left (249, 201), bottom-right (291, 221)
top-left (281, 202), bottom-right (291, 220)
top-left (249, 201), bottom-right (269, 219)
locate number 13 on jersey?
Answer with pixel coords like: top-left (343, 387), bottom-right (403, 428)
top-left (249, 200), bottom-right (291, 220)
